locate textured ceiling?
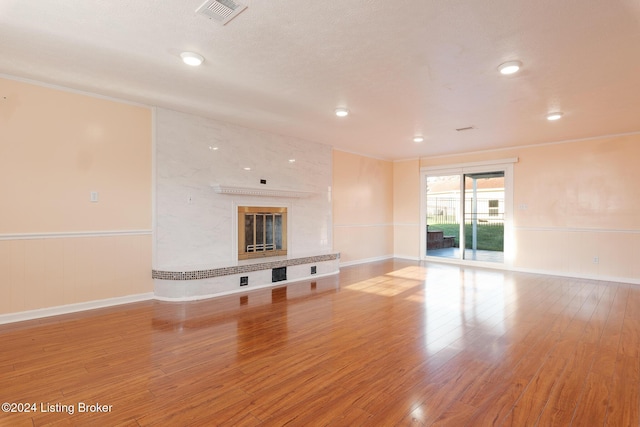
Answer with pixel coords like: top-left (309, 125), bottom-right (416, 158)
top-left (1, 0), bottom-right (639, 159)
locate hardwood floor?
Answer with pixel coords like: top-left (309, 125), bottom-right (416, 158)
top-left (1, 259), bottom-right (638, 426)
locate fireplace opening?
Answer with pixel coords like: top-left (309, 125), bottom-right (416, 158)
top-left (238, 206), bottom-right (287, 260)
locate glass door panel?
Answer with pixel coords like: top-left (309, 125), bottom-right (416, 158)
top-left (255, 214), bottom-right (264, 248)
top-left (463, 172), bottom-right (505, 263)
top-left (265, 214), bottom-right (274, 250)
top-left (275, 215), bottom-right (283, 249)
top-left (244, 214), bottom-right (255, 253)
top-left (426, 175), bottom-right (461, 259)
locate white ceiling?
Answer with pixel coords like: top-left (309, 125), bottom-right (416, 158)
top-left (1, 0), bottom-right (639, 160)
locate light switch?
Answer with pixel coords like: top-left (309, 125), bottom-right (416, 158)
top-left (90, 191), bottom-right (99, 202)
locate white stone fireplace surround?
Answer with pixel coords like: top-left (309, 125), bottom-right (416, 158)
top-left (153, 108), bottom-right (338, 300)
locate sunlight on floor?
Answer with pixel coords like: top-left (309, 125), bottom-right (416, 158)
top-left (345, 278), bottom-right (423, 296)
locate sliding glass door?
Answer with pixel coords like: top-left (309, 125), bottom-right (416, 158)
top-left (463, 172), bottom-right (505, 262)
top-left (422, 161), bottom-right (513, 264)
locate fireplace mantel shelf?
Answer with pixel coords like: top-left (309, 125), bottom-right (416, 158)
top-left (211, 184), bottom-right (314, 198)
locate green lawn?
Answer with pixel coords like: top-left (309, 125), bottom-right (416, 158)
top-left (428, 223), bottom-right (504, 251)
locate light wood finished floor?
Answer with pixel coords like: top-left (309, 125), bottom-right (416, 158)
top-left (1, 259), bottom-right (639, 426)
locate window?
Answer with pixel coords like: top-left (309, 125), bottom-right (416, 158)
top-left (489, 199), bottom-right (499, 217)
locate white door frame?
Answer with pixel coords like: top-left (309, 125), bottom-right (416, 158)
top-left (420, 158), bottom-right (517, 268)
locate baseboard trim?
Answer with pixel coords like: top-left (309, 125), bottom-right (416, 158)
top-left (340, 255), bottom-right (394, 267)
top-left (420, 256), bottom-right (640, 286)
top-left (0, 293), bottom-right (154, 325)
top-left (509, 267), bottom-right (640, 286)
top-left (393, 255), bottom-right (421, 262)
top-left (4, 261), bottom-right (634, 325)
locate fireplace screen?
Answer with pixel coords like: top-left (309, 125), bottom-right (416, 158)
top-left (238, 207), bottom-right (287, 260)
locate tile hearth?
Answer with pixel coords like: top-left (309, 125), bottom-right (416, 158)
top-left (152, 253), bottom-right (339, 281)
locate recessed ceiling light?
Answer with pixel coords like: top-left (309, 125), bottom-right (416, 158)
top-left (335, 108), bottom-right (349, 117)
top-left (413, 136), bottom-right (424, 143)
top-left (180, 51), bottom-right (205, 66)
top-left (243, 167), bottom-right (251, 171)
top-left (208, 146), bottom-right (218, 151)
top-left (546, 112), bottom-right (564, 121)
top-left (498, 60), bottom-right (522, 75)
top-left (288, 159), bottom-right (296, 163)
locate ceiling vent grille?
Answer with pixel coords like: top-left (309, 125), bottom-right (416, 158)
top-left (196, 0), bottom-right (247, 25)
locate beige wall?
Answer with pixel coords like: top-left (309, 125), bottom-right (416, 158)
top-left (2, 75), bottom-right (638, 317)
top-left (332, 150), bottom-right (394, 264)
top-left (393, 159), bottom-right (420, 259)
top-left (419, 134), bottom-right (640, 282)
top-left (0, 77), bottom-right (153, 316)
top-left (0, 236), bottom-right (151, 315)
top-left (1, 78), bottom-right (151, 233)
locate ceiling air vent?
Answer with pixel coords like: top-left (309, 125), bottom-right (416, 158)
top-left (196, 0), bottom-right (247, 25)
top-left (455, 126), bottom-right (475, 132)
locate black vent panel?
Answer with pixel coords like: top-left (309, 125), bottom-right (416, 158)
top-left (272, 267), bottom-right (287, 283)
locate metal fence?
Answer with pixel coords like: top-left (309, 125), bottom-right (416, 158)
top-left (427, 197), bottom-right (504, 225)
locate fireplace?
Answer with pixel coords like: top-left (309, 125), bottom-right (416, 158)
top-left (238, 206), bottom-right (287, 260)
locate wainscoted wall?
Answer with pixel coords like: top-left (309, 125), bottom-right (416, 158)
top-left (393, 159), bottom-right (421, 260)
top-left (153, 108), bottom-right (335, 297)
top-left (0, 234), bottom-right (152, 316)
top-left (418, 133), bottom-right (640, 283)
top-left (0, 77), bottom-right (153, 317)
top-left (332, 150), bottom-right (394, 265)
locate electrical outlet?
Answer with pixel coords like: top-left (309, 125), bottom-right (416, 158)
top-left (240, 276), bottom-right (248, 286)
top-left (311, 266), bottom-right (317, 275)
